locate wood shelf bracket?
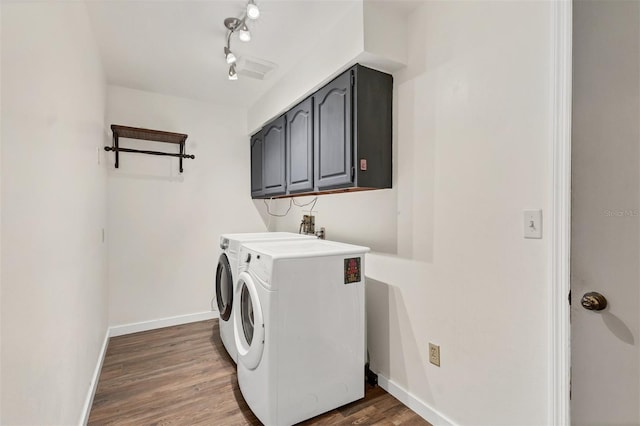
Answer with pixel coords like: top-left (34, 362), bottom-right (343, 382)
top-left (105, 125), bottom-right (195, 173)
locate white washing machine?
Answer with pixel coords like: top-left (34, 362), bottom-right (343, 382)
top-left (215, 232), bottom-right (316, 363)
top-left (234, 239), bottom-right (370, 425)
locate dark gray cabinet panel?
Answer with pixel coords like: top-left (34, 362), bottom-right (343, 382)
top-left (353, 65), bottom-right (393, 189)
top-left (262, 115), bottom-right (286, 196)
top-left (250, 132), bottom-right (263, 198)
top-left (286, 98), bottom-right (314, 193)
top-left (313, 70), bottom-right (353, 190)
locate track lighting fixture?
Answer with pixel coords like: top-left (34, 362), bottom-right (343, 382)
top-left (221, 0), bottom-right (260, 80)
top-left (228, 64), bottom-right (238, 80)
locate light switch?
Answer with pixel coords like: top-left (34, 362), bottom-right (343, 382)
top-left (524, 210), bottom-right (542, 239)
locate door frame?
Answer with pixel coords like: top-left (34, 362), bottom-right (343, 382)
top-left (549, 0), bottom-right (572, 424)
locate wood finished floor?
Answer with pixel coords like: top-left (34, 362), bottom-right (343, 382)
top-left (88, 319), bottom-right (430, 425)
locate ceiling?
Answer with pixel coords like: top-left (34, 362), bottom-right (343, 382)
top-left (86, 0), bottom-right (363, 108)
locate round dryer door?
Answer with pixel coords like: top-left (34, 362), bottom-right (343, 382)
top-left (241, 284), bottom-right (255, 345)
top-left (234, 271), bottom-right (265, 370)
top-left (215, 253), bottom-right (233, 321)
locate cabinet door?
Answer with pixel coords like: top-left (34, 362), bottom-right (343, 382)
top-left (313, 70), bottom-right (353, 190)
top-left (262, 115), bottom-right (286, 196)
top-left (250, 131), bottom-right (264, 198)
top-left (286, 98), bottom-right (314, 193)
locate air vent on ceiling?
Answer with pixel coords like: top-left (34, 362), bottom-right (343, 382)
top-left (236, 56), bottom-right (278, 80)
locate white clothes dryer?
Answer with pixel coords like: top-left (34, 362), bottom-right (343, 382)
top-left (215, 232), bottom-right (316, 363)
top-left (234, 239), bottom-right (369, 425)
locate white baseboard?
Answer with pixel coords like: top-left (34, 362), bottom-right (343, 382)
top-left (79, 328), bottom-right (110, 426)
top-left (376, 373), bottom-right (456, 426)
top-left (109, 311), bottom-right (219, 337)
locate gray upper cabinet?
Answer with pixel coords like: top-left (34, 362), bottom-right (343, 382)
top-left (250, 64), bottom-right (392, 199)
top-left (286, 98), bottom-right (314, 193)
top-left (250, 131), bottom-right (263, 198)
top-left (262, 115), bottom-right (286, 196)
top-left (351, 65), bottom-right (393, 189)
top-left (313, 71), bottom-right (353, 191)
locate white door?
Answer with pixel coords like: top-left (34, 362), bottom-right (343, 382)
top-left (571, 1), bottom-right (640, 425)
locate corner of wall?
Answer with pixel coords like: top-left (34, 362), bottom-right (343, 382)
top-left (362, 1), bottom-right (408, 71)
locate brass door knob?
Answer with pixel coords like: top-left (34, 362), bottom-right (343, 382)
top-left (580, 292), bottom-right (607, 311)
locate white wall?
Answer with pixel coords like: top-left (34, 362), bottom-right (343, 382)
top-left (106, 86), bottom-right (266, 326)
top-left (1, 3), bottom-right (108, 424)
top-left (256, 1), bottom-right (553, 424)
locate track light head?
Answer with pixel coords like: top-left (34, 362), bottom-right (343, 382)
top-left (224, 46), bottom-right (236, 64)
top-left (247, 0), bottom-right (260, 20)
top-left (228, 64), bottom-right (238, 80)
top-left (239, 23), bottom-right (251, 42)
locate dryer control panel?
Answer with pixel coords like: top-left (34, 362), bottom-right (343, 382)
top-left (239, 247), bottom-right (272, 284)
top-left (219, 237), bottom-right (229, 250)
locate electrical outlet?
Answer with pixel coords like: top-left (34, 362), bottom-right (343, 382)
top-left (429, 343), bottom-right (440, 367)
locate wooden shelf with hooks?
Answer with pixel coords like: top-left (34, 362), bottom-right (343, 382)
top-left (105, 125), bottom-right (194, 173)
